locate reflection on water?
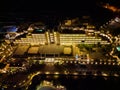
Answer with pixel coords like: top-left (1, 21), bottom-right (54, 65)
top-left (28, 75), bottom-right (120, 90)
top-left (36, 80), bottom-right (66, 90)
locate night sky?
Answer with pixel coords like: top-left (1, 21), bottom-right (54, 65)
top-left (0, 0), bottom-right (119, 25)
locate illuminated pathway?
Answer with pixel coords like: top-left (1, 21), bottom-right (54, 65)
top-left (20, 72), bottom-right (41, 87)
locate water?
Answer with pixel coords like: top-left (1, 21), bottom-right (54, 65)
top-left (28, 75), bottom-right (120, 90)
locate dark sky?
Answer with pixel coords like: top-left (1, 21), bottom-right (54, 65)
top-left (0, 0), bottom-right (102, 13)
top-left (0, 0), bottom-right (119, 25)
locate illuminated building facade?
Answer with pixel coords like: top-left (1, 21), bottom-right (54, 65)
top-left (13, 18), bottom-right (110, 46)
top-left (13, 30), bottom-right (110, 46)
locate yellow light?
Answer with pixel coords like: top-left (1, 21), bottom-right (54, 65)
top-left (114, 74), bottom-right (119, 77)
top-left (102, 73), bottom-right (108, 76)
top-left (73, 72), bottom-right (78, 75)
top-left (45, 72), bottom-right (50, 74)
